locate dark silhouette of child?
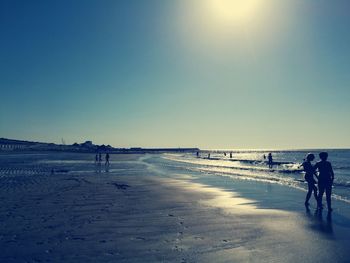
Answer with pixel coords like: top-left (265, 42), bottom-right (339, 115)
top-left (267, 153), bottom-right (273, 169)
top-left (105, 153), bottom-right (110, 166)
top-left (314, 152), bottom-right (334, 211)
top-left (302, 153), bottom-right (318, 207)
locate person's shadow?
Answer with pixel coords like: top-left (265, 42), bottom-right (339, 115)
top-left (306, 207), bottom-right (333, 236)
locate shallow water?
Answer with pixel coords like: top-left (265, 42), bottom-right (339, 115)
top-left (162, 149), bottom-right (350, 204)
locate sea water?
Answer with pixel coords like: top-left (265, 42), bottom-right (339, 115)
top-left (162, 149), bottom-right (350, 204)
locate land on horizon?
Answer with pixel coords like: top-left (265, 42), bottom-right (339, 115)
top-left (0, 137), bottom-right (200, 153)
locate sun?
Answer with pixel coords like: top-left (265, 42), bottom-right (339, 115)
top-left (175, 0), bottom-right (274, 53)
top-left (206, 0), bottom-right (263, 26)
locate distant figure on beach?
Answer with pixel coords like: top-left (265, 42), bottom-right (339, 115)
top-left (208, 153), bottom-right (211, 159)
top-left (230, 152), bottom-right (232, 159)
top-left (105, 153), bottom-right (110, 166)
top-left (196, 151), bottom-right (199, 158)
top-left (95, 154), bottom-right (98, 164)
top-left (302, 153), bottom-right (318, 207)
top-left (267, 153), bottom-right (273, 168)
top-left (263, 154), bottom-right (266, 160)
top-left (314, 152), bottom-right (334, 211)
top-left (224, 152), bottom-right (226, 157)
top-left (98, 153), bottom-right (102, 163)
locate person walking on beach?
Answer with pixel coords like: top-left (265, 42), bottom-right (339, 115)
top-left (230, 152), bottom-right (232, 159)
top-left (314, 152), bottom-right (334, 211)
top-left (95, 154), bottom-right (98, 164)
top-left (302, 153), bottom-right (318, 207)
top-left (105, 153), bottom-right (110, 166)
top-left (98, 153), bottom-right (102, 164)
top-left (267, 153), bottom-right (273, 169)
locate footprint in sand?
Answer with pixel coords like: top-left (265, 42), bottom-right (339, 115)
top-left (109, 182), bottom-right (130, 190)
top-left (179, 220), bottom-right (188, 229)
top-left (104, 251), bottom-right (120, 256)
top-left (172, 245), bottom-right (184, 252)
top-left (72, 237), bottom-right (85, 241)
top-left (133, 237), bottom-right (146, 241)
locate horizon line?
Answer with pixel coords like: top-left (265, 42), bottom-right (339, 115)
top-left (1, 137), bottom-right (350, 151)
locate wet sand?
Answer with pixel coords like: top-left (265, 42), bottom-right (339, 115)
top-left (1, 153), bottom-right (350, 262)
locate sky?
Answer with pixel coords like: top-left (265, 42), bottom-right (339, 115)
top-left (1, 0), bottom-right (350, 149)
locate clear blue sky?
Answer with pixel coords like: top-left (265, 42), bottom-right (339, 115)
top-left (1, 0), bottom-right (349, 149)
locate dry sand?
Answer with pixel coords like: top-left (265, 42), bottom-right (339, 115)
top-left (1, 154), bottom-right (350, 262)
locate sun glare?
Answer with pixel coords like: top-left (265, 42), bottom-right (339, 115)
top-left (175, 0), bottom-right (291, 55)
top-left (207, 0), bottom-right (263, 26)
top-left (178, 0), bottom-right (267, 42)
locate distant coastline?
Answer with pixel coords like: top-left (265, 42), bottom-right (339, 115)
top-left (0, 138), bottom-right (199, 154)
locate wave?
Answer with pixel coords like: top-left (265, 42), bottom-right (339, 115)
top-left (163, 154), bottom-right (303, 174)
top-left (162, 154), bottom-right (350, 189)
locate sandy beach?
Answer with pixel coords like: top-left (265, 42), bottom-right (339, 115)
top-left (1, 153), bottom-right (350, 262)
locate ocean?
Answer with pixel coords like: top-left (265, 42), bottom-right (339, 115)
top-left (161, 149), bottom-right (350, 204)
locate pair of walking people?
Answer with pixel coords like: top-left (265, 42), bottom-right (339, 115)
top-left (95, 153), bottom-right (110, 166)
top-left (302, 152), bottom-right (334, 211)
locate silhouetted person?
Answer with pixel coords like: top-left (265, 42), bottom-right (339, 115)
top-left (314, 152), bottom-right (334, 211)
top-left (263, 154), bottom-right (266, 160)
top-left (267, 153), bottom-right (273, 169)
top-left (302, 153), bottom-right (318, 207)
top-left (105, 153), bottom-right (110, 166)
top-left (224, 152), bottom-right (226, 156)
top-left (95, 154), bottom-right (98, 164)
top-left (230, 152), bottom-right (232, 159)
top-left (208, 153), bottom-right (211, 159)
top-left (98, 153), bottom-right (102, 163)
top-left (196, 151), bottom-right (199, 158)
